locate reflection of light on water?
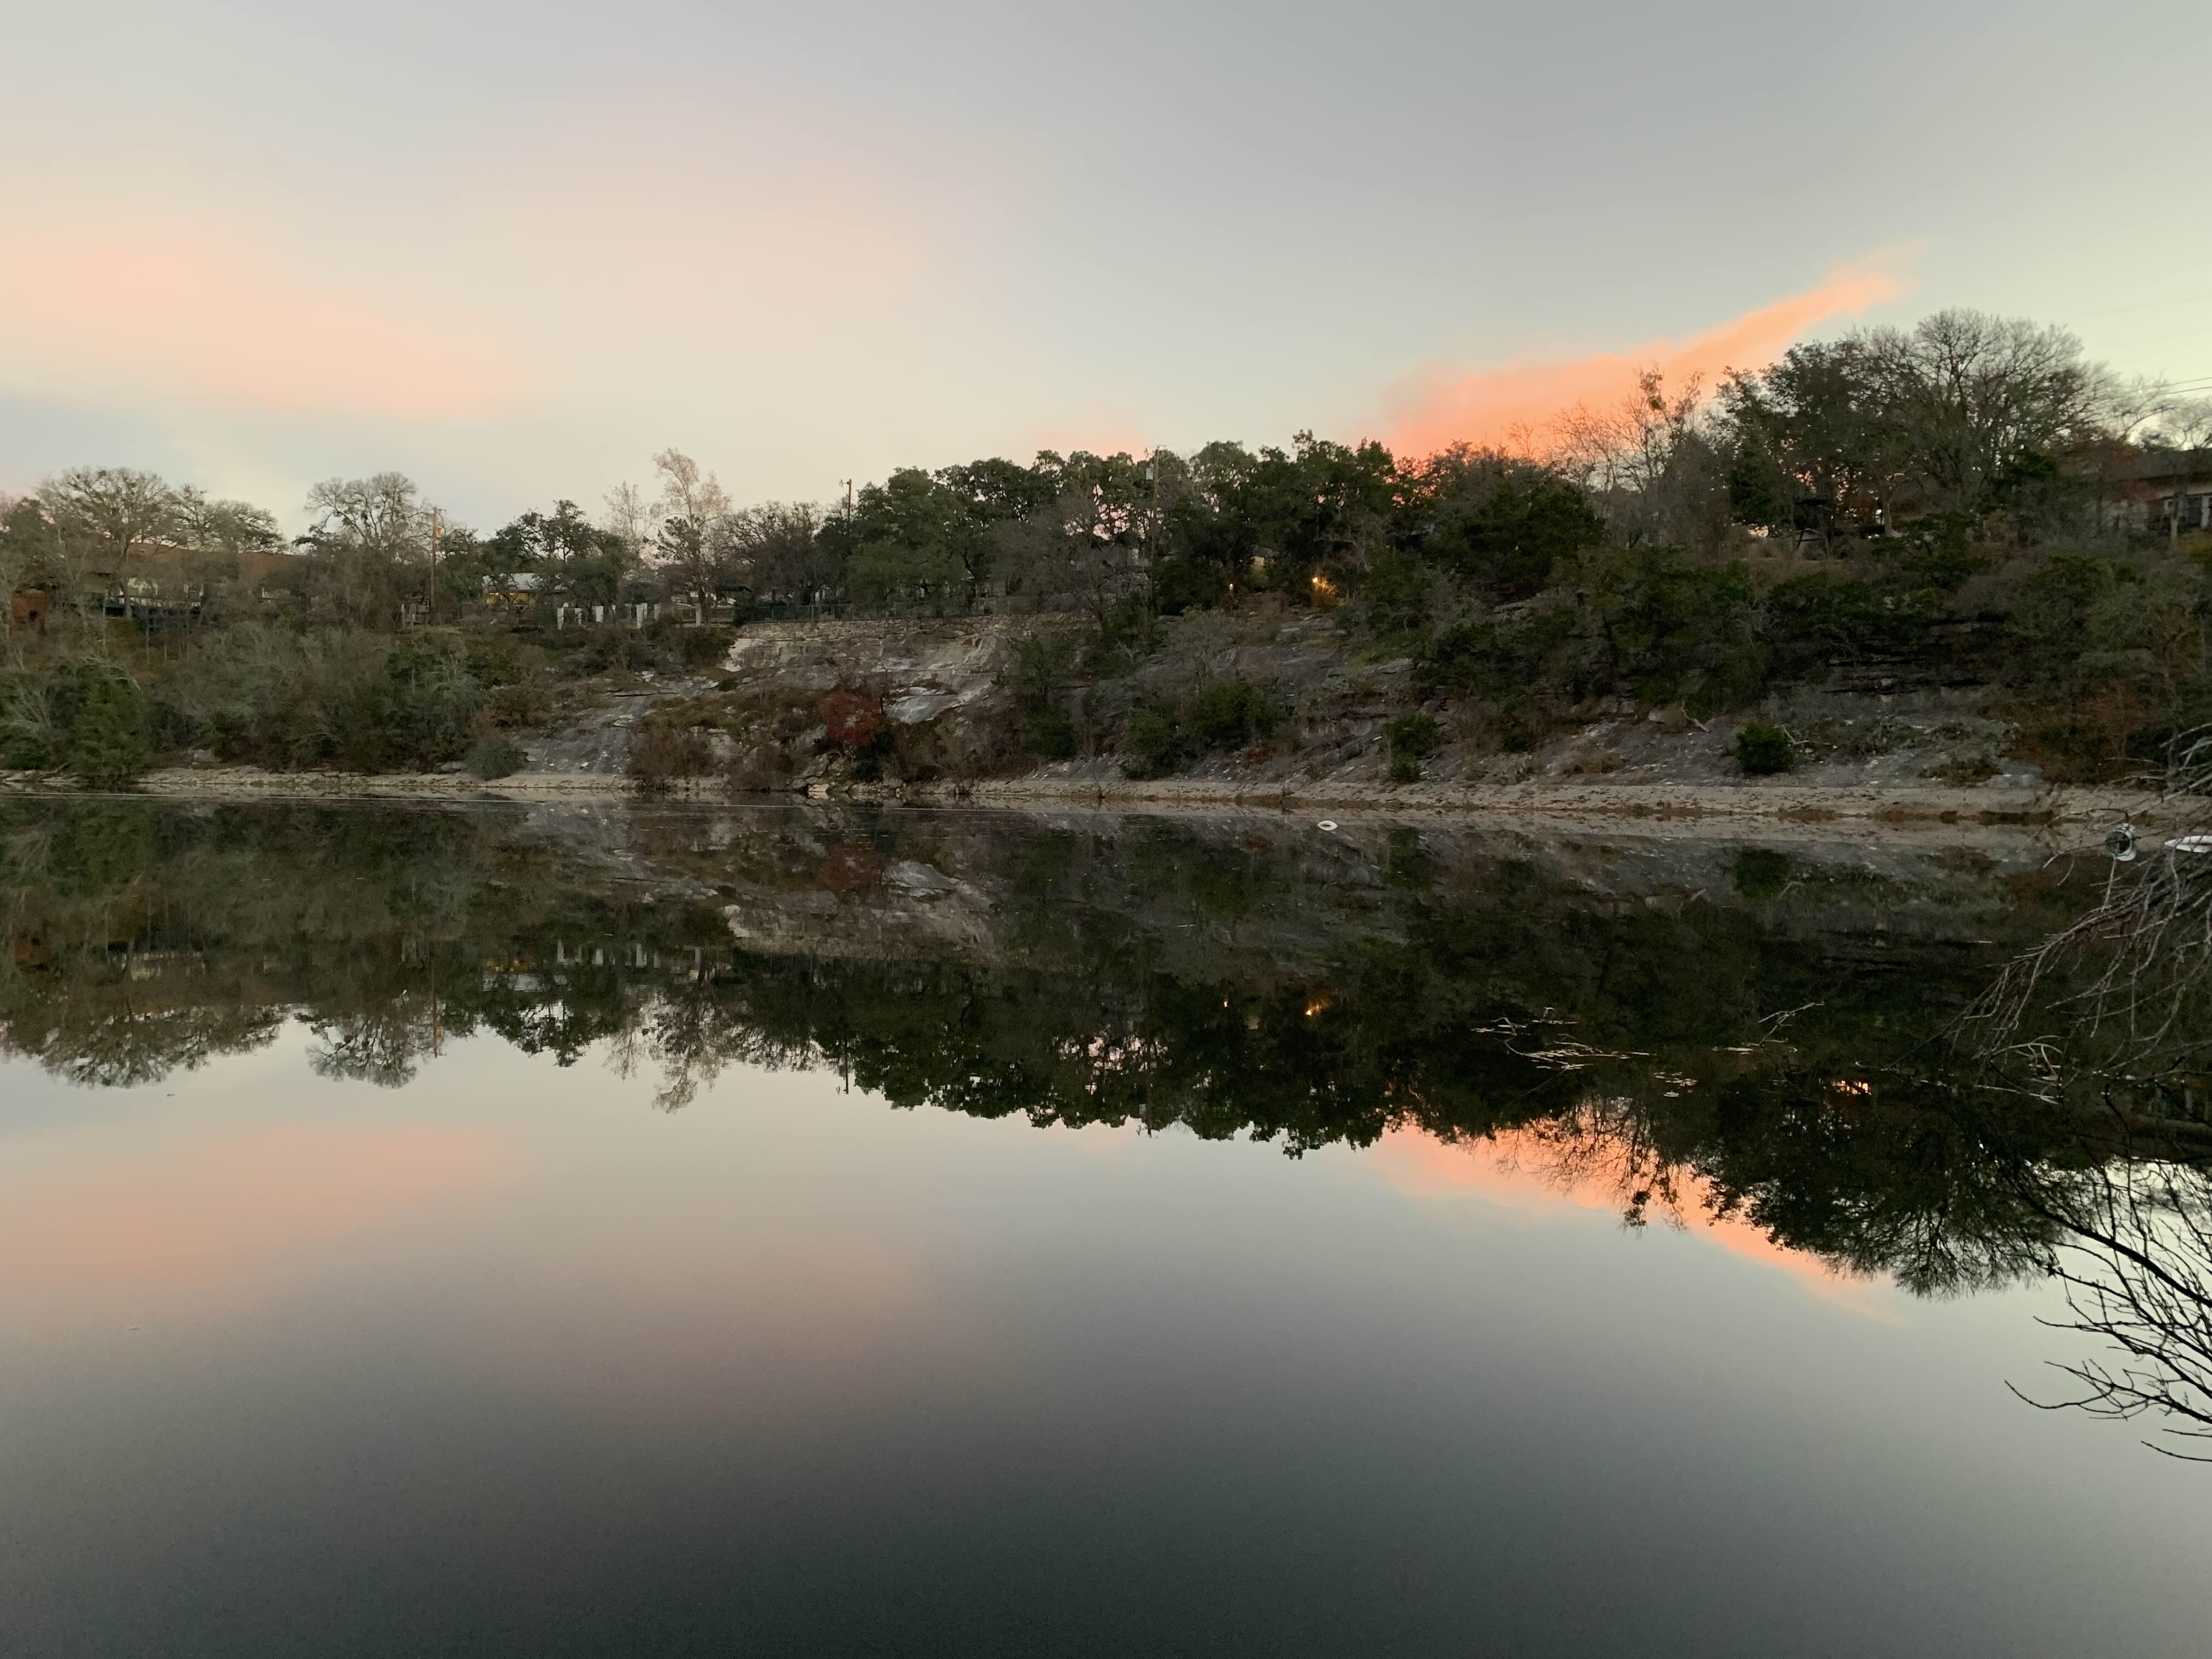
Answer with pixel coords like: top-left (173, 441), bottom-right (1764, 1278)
top-left (1373, 1122), bottom-right (1903, 1321)
top-left (0, 1116), bottom-right (517, 1323)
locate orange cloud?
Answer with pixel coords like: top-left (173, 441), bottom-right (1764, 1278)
top-left (0, 219), bottom-right (521, 419)
top-left (1024, 415), bottom-right (1154, 463)
top-left (1374, 1124), bottom-right (1898, 1319)
top-left (0, 1119), bottom-right (514, 1311)
top-left (1383, 261), bottom-right (1906, 459)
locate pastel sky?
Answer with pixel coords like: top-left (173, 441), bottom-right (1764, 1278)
top-left (3, 0), bottom-right (2206, 529)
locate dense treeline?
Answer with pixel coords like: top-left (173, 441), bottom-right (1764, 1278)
top-left (4, 308), bottom-right (2209, 781)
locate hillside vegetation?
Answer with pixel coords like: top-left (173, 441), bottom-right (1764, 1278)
top-left (4, 308), bottom-right (2209, 788)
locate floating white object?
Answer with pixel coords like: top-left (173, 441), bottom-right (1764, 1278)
top-left (1317, 820), bottom-right (1338, 832)
top-left (2166, 834), bottom-right (2212, 854)
top-left (2107, 822), bottom-right (2138, 861)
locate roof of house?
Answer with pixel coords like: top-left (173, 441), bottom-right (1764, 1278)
top-left (2116, 447), bottom-right (2212, 484)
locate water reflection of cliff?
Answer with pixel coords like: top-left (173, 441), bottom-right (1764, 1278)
top-left (6, 796), bottom-right (2212, 1452)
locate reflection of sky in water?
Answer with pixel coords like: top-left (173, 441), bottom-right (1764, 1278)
top-left (2, 1029), bottom-right (2208, 1658)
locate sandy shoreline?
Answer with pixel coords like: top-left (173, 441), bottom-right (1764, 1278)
top-left (0, 765), bottom-right (2177, 831)
top-left (917, 774), bottom-right (2167, 827)
top-left (0, 767), bottom-right (638, 802)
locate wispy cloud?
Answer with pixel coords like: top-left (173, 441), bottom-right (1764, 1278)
top-left (0, 219), bottom-right (522, 420)
top-left (1381, 258), bottom-right (1908, 458)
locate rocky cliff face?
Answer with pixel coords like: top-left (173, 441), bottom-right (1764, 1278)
top-left (623, 612), bottom-right (2050, 806)
top-left (721, 617), bottom-right (1065, 713)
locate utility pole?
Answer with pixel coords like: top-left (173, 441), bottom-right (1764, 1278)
top-left (427, 507), bottom-right (442, 627)
top-left (1146, 451), bottom-right (1162, 614)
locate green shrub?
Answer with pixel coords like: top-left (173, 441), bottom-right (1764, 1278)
top-left (1893, 510), bottom-right (1989, 591)
top-left (559, 628), bottom-right (658, 678)
top-left (1381, 713), bottom-right (1440, 783)
top-left (61, 669), bottom-right (154, 785)
top-left (1, 661), bottom-right (155, 782)
top-left (1764, 573), bottom-right (1944, 673)
top-left (1187, 678), bottom-right (1280, 750)
top-left (372, 645), bottom-right (485, 768)
top-left (1735, 720), bottom-right (1795, 776)
top-left (1417, 608), bottom-right (1579, 702)
top-left (1122, 704), bottom-right (1187, 778)
top-left (1383, 713), bottom-right (1441, 759)
top-left (679, 626), bottom-right (736, 669)
top-left (1383, 826), bottom-right (1433, 889)
top-left (1024, 706), bottom-right (1079, 760)
top-left (1595, 550), bottom-right (1764, 715)
top-left (1498, 706), bottom-right (1543, 752)
top-left (1009, 636), bottom-right (1081, 760)
top-left (1926, 752), bottom-right (1999, 787)
top-left (847, 728), bottom-right (898, 782)
top-left (1363, 546), bottom-right (1431, 636)
top-left (1428, 471), bottom-right (1606, 598)
top-left (488, 673), bottom-right (555, 729)
top-left (157, 625), bottom-right (488, 772)
top-left (1732, 847), bottom-right (1792, 902)
top-left (466, 734), bottom-right (526, 780)
top-left (0, 673), bottom-right (58, 769)
top-left (464, 636), bottom-right (530, 688)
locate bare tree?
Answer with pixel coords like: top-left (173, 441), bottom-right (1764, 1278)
top-left (39, 466), bottom-right (175, 593)
top-left (651, 449), bottom-right (732, 528)
top-left (2011, 1156), bottom-right (2212, 1462)
top-left (304, 472), bottom-right (429, 558)
top-left (1957, 732), bottom-right (2212, 1457)
top-left (171, 486), bottom-right (281, 555)
top-left (1859, 310), bottom-right (2110, 512)
top-left (647, 450), bottom-right (734, 616)
top-left (601, 481), bottom-right (655, 560)
top-left (1551, 371), bottom-right (1730, 549)
top-left (300, 473), bottom-right (437, 627)
top-left (2158, 399), bottom-right (2212, 453)
top-left (2102, 375), bottom-right (2187, 447)
top-left (1966, 738), bottom-right (2212, 1091)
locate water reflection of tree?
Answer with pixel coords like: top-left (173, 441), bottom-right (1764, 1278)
top-left (1959, 765), bottom-right (2212, 1457)
top-left (2011, 1153), bottom-right (2212, 1460)
top-left (308, 998), bottom-right (436, 1087)
top-left (18, 792), bottom-right (2212, 1442)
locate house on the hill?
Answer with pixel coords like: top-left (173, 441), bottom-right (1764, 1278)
top-left (80, 540), bottom-right (295, 615)
top-left (2114, 448), bottom-right (2212, 536)
top-left (484, 571), bottom-right (562, 609)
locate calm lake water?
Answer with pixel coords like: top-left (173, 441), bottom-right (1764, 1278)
top-left (2, 798), bottom-right (2209, 1656)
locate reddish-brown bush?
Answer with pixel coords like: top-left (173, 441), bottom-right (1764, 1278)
top-left (820, 687), bottom-right (885, 749)
top-left (818, 840), bottom-right (885, 898)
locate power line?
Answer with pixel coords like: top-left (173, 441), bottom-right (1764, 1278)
top-left (2097, 324), bottom-right (2212, 352)
top-left (2073, 289), bottom-right (2212, 321)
